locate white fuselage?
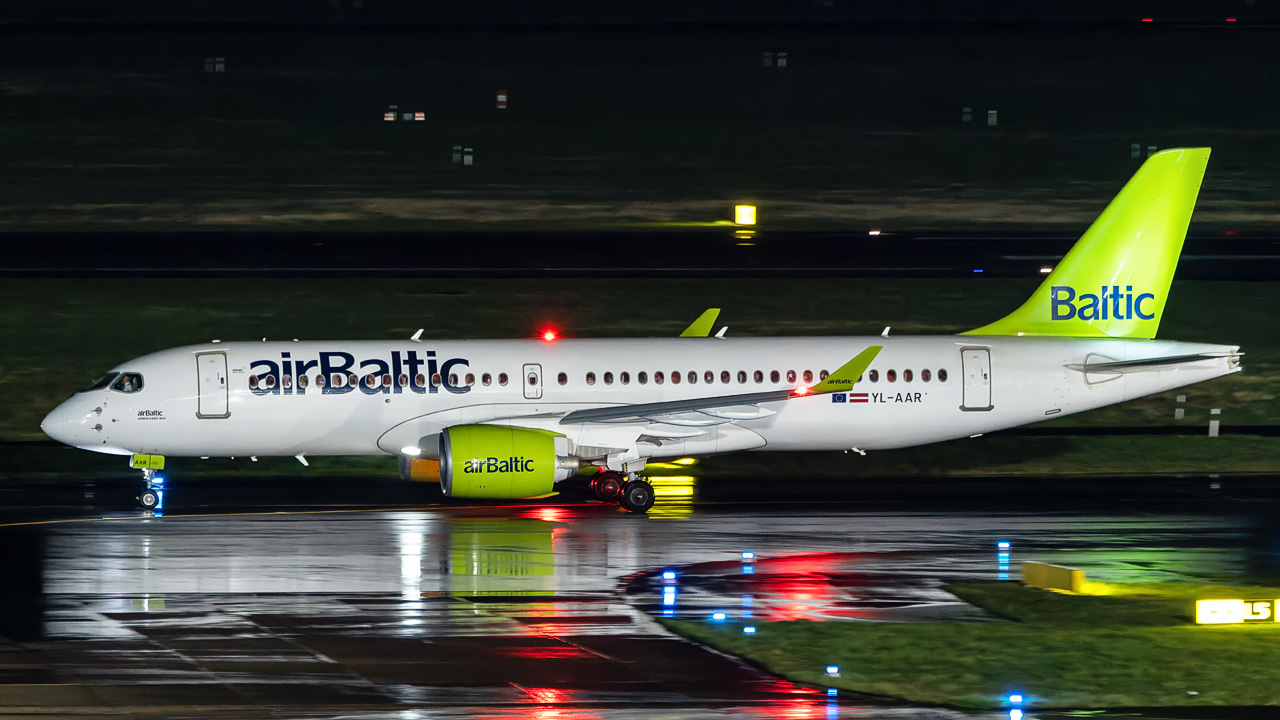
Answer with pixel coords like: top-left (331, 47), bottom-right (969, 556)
top-left (43, 336), bottom-right (1240, 466)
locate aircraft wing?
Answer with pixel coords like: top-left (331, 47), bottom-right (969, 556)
top-left (1066, 352), bottom-right (1239, 373)
top-left (559, 345), bottom-right (882, 425)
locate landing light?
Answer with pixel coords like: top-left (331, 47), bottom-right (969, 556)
top-left (1039, 266), bottom-right (1053, 274)
top-left (401, 446), bottom-right (421, 457)
top-left (868, 229), bottom-right (881, 236)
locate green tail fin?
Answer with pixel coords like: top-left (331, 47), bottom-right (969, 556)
top-left (965, 148), bottom-right (1210, 339)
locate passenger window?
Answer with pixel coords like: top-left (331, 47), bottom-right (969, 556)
top-left (249, 375), bottom-right (259, 389)
top-left (921, 369), bottom-right (931, 382)
top-left (770, 370), bottom-right (780, 383)
top-left (706, 371), bottom-right (715, 384)
top-left (447, 373), bottom-right (457, 386)
top-left (672, 371), bottom-right (681, 385)
top-left (499, 373), bottom-right (509, 386)
top-left (315, 375), bottom-right (326, 388)
top-left (820, 370), bottom-right (829, 380)
top-left (482, 372), bottom-right (492, 386)
top-left (382, 373), bottom-right (392, 386)
top-left (527, 373), bottom-right (537, 386)
top-left (688, 371), bottom-right (697, 384)
top-left (586, 372), bottom-right (596, 385)
top-left (465, 373), bottom-right (475, 386)
top-left (737, 370), bottom-right (747, 384)
top-left (431, 373), bottom-right (441, 387)
top-left (557, 372), bottom-right (567, 386)
top-left (721, 370), bottom-right (730, 384)
top-left (416, 373), bottom-right (426, 387)
top-left (604, 371), bottom-right (614, 385)
top-left (620, 371), bottom-right (630, 385)
top-left (938, 368), bottom-right (948, 382)
top-left (332, 374), bottom-right (344, 388)
top-left (869, 370), bottom-right (879, 383)
top-left (753, 370), bottom-right (763, 383)
top-left (111, 373), bottom-right (144, 393)
top-left (638, 371), bottom-right (648, 385)
top-left (399, 374), bottom-right (409, 387)
top-left (786, 370), bottom-right (796, 383)
top-left (887, 369), bottom-right (897, 383)
top-left (265, 375), bottom-right (276, 389)
top-left (283, 374), bottom-right (292, 389)
top-left (803, 370), bottom-right (813, 384)
top-left (298, 374), bottom-right (309, 388)
top-left (903, 369), bottom-right (913, 383)
top-left (655, 371), bottom-right (665, 384)
top-left (364, 374), bottom-right (376, 387)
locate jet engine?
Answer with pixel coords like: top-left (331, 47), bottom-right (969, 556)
top-left (398, 457), bottom-right (440, 483)
top-left (439, 425), bottom-right (578, 498)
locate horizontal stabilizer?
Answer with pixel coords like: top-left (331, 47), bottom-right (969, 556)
top-left (1066, 352), bottom-right (1240, 374)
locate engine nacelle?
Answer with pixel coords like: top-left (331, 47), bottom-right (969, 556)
top-left (439, 425), bottom-right (577, 498)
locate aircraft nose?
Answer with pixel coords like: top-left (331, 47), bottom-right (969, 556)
top-left (41, 405), bottom-right (68, 444)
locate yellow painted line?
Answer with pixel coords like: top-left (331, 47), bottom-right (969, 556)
top-left (0, 506), bottom-right (442, 529)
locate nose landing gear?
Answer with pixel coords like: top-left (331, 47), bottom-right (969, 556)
top-left (137, 469), bottom-right (160, 510)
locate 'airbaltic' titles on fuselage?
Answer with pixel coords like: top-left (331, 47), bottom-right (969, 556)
top-left (1051, 286), bottom-right (1156, 322)
top-left (248, 350), bottom-right (470, 396)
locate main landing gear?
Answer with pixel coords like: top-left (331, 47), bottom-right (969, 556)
top-left (591, 470), bottom-right (655, 513)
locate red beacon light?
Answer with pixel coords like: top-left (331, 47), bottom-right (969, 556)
top-left (540, 328), bottom-right (559, 342)
top-left (792, 386), bottom-right (811, 397)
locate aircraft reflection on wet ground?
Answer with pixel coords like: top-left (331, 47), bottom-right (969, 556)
top-left (0, 496), bottom-right (1268, 719)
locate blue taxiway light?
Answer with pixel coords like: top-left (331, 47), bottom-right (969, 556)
top-left (661, 570), bottom-right (677, 581)
top-left (711, 612), bottom-right (727, 621)
top-left (827, 688), bottom-right (838, 697)
top-left (997, 541), bottom-right (1011, 548)
top-left (826, 665), bottom-right (839, 674)
top-left (742, 551), bottom-right (755, 560)
top-left (1010, 710), bottom-right (1023, 720)
top-left (973, 268), bottom-right (984, 273)
top-left (742, 565), bottom-right (754, 574)
top-left (1008, 694), bottom-right (1024, 704)
top-left (662, 609), bottom-right (674, 617)
top-left (743, 626), bottom-right (756, 634)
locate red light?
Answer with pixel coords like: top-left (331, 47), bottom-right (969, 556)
top-left (792, 386), bottom-right (810, 396)
top-left (1226, 17), bottom-right (1237, 21)
top-left (1141, 17), bottom-right (1153, 22)
top-left (1224, 230), bottom-right (1239, 236)
top-left (540, 328), bottom-right (558, 342)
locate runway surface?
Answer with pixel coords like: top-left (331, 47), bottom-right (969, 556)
top-left (0, 497), bottom-right (1273, 719)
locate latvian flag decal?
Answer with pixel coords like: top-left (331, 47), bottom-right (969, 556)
top-left (833, 392), bottom-right (869, 404)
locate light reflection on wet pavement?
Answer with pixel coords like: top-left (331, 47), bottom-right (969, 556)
top-left (0, 504), bottom-right (1261, 719)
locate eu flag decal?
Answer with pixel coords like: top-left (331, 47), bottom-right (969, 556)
top-left (832, 393), bottom-right (847, 403)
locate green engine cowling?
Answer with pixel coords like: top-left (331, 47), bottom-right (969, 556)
top-left (439, 425), bottom-right (577, 498)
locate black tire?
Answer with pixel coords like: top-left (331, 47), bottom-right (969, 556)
top-left (138, 489), bottom-right (159, 510)
top-left (619, 479), bottom-right (655, 513)
top-left (592, 471), bottom-right (624, 502)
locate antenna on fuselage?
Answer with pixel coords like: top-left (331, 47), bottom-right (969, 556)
top-left (410, 329), bottom-right (424, 342)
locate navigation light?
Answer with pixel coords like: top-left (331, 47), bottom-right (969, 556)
top-left (541, 328), bottom-right (558, 342)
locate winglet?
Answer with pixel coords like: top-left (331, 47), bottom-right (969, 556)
top-left (680, 308), bottom-right (721, 337)
top-left (806, 346), bottom-right (883, 394)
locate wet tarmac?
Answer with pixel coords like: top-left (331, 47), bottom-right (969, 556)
top-left (0, 496), bottom-right (1275, 719)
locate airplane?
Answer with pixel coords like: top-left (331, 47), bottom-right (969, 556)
top-left (41, 148), bottom-right (1240, 513)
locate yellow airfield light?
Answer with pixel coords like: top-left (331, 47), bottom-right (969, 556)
top-left (735, 205), bottom-right (757, 225)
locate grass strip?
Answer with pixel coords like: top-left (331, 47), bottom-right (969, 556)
top-left (661, 582), bottom-right (1280, 709)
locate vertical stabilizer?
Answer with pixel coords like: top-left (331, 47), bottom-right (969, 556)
top-left (965, 147), bottom-right (1210, 339)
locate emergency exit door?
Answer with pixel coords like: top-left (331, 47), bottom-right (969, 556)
top-left (960, 348), bottom-right (993, 411)
top-left (522, 363), bottom-right (543, 400)
top-left (196, 352), bottom-right (230, 418)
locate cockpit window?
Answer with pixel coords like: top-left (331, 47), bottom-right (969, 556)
top-left (111, 373), bottom-right (144, 393)
top-left (79, 372), bottom-right (120, 392)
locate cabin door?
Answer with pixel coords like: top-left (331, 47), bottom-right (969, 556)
top-left (960, 348), bottom-right (993, 411)
top-left (196, 352), bottom-right (230, 418)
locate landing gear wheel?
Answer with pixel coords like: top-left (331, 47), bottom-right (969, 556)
top-left (619, 479), bottom-right (655, 514)
top-left (591, 471), bottom-right (624, 502)
top-left (138, 489), bottom-right (159, 511)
